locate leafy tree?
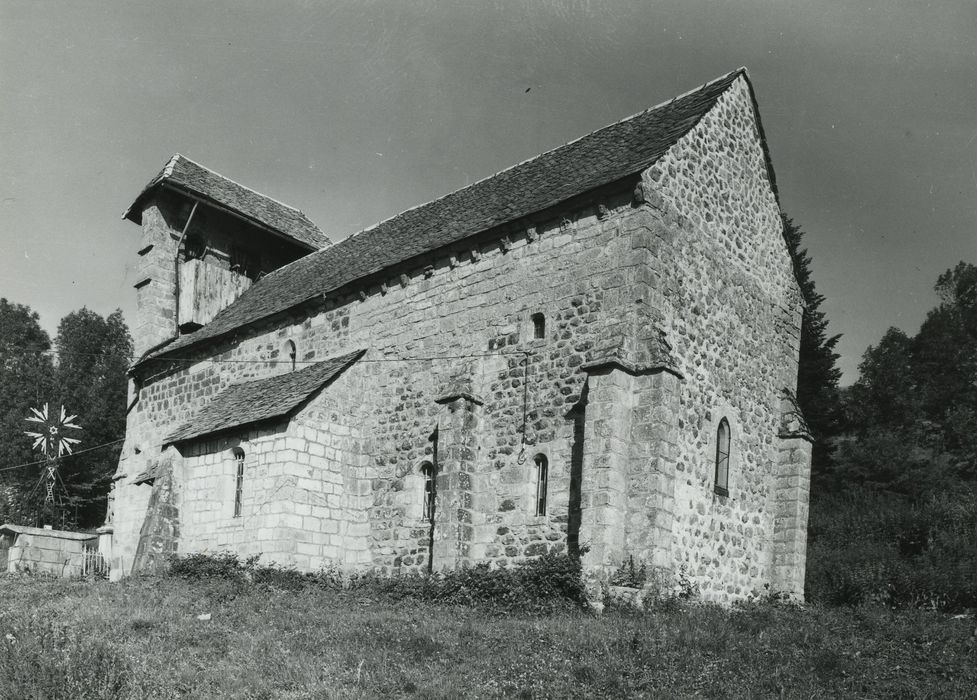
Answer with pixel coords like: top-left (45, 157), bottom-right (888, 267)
top-left (53, 309), bottom-right (132, 528)
top-left (0, 299), bottom-right (55, 522)
top-left (810, 264), bottom-right (977, 609)
top-left (846, 328), bottom-right (916, 432)
top-left (781, 215), bottom-right (843, 475)
top-left (840, 262), bottom-right (977, 490)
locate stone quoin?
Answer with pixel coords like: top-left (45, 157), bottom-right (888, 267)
top-left (105, 68), bottom-right (813, 603)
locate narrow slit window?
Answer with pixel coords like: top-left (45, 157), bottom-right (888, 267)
top-left (233, 448), bottom-right (246, 517)
top-left (714, 418), bottom-right (730, 497)
top-left (421, 462), bottom-right (435, 522)
top-left (283, 340), bottom-right (297, 371)
top-left (534, 454), bottom-right (548, 516)
top-left (531, 313), bottom-right (545, 340)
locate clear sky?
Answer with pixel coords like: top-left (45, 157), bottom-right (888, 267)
top-left (2, 1), bottom-right (975, 383)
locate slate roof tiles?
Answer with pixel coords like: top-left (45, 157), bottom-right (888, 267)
top-left (165, 349), bottom-right (364, 444)
top-left (124, 155), bottom-right (331, 251)
top-left (138, 69), bottom-right (758, 367)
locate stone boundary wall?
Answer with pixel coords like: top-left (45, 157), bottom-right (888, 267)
top-left (1, 527), bottom-right (98, 577)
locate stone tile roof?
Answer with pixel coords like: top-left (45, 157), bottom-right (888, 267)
top-left (0, 524), bottom-right (98, 542)
top-left (123, 154), bottom-right (331, 251)
top-left (131, 458), bottom-right (164, 486)
top-left (139, 69), bottom-right (756, 367)
top-left (165, 349), bottom-right (364, 444)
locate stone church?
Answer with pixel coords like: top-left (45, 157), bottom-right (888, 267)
top-left (104, 68), bottom-right (812, 602)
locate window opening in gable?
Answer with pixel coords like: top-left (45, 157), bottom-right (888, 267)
top-left (230, 247), bottom-right (258, 279)
top-left (283, 340), bottom-right (297, 371)
top-left (714, 418), bottom-right (730, 497)
top-left (534, 454), bottom-right (548, 516)
top-left (421, 461), bottom-right (435, 522)
top-left (531, 313), bottom-right (545, 340)
top-left (183, 233), bottom-right (206, 261)
top-left (233, 448), bottom-right (246, 517)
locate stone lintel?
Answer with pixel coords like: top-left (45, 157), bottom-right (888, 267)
top-left (580, 355), bottom-right (683, 380)
top-left (435, 391), bottom-right (484, 406)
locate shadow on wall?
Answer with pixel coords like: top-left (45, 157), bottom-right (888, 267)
top-left (566, 384), bottom-right (588, 558)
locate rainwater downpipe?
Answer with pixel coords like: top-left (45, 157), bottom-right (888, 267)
top-left (173, 200), bottom-right (199, 336)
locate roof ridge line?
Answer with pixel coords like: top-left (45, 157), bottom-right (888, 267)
top-left (172, 153), bottom-right (312, 219)
top-left (162, 153), bottom-right (180, 179)
top-left (345, 68), bottom-right (744, 245)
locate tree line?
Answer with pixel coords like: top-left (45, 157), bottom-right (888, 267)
top-left (0, 301), bottom-right (132, 529)
top-left (784, 215), bottom-right (977, 610)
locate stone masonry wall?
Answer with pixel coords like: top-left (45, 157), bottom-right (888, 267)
top-left (632, 75), bottom-right (807, 602)
top-left (132, 190), bottom-right (309, 356)
top-left (115, 186), bottom-right (647, 575)
top-left (173, 368), bottom-right (372, 571)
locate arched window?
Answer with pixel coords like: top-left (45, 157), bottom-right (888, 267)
top-left (531, 313), bottom-right (546, 340)
top-left (534, 454), bottom-right (548, 516)
top-left (714, 418), bottom-right (730, 497)
top-left (232, 448), bottom-right (246, 517)
top-left (283, 340), bottom-right (297, 371)
top-left (421, 462), bottom-right (435, 522)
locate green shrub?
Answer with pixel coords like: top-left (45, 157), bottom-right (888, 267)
top-left (340, 553), bottom-right (588, 613)
top-left (166, 551), bottom-right (589, 613)
top-left (806, 486), bottom-right (977, 611)
top-left (609, 556), bottom-right (647, 588)
top-left (167, 551), bottom-right (250, 581)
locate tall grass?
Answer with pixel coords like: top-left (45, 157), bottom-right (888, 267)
top-left (2, 573), bottom-right (975, 698)
top-left (806, 486), bottom-right (977, 610)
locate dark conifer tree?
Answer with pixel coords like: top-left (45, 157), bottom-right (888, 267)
top-left (781, 215), bottom-right (843, 475)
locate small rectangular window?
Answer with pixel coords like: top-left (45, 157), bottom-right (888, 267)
top-left (531, 313), bottom-right (545, 340)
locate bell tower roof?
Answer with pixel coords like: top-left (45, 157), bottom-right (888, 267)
top-left (123, 154), bottom-right (331, 252)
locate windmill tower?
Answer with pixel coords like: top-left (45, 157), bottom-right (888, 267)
top-left (24, 403), bottom-right (82, 528)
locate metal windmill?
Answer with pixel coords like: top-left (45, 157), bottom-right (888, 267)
top-left (24, 403), bottom-right (82, 525)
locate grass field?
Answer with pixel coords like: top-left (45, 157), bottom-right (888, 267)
top-left (0, 574), bottom-right (974, 699)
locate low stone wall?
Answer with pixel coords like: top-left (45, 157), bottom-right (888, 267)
top-left (0, 525), bottom-right (98, 577)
